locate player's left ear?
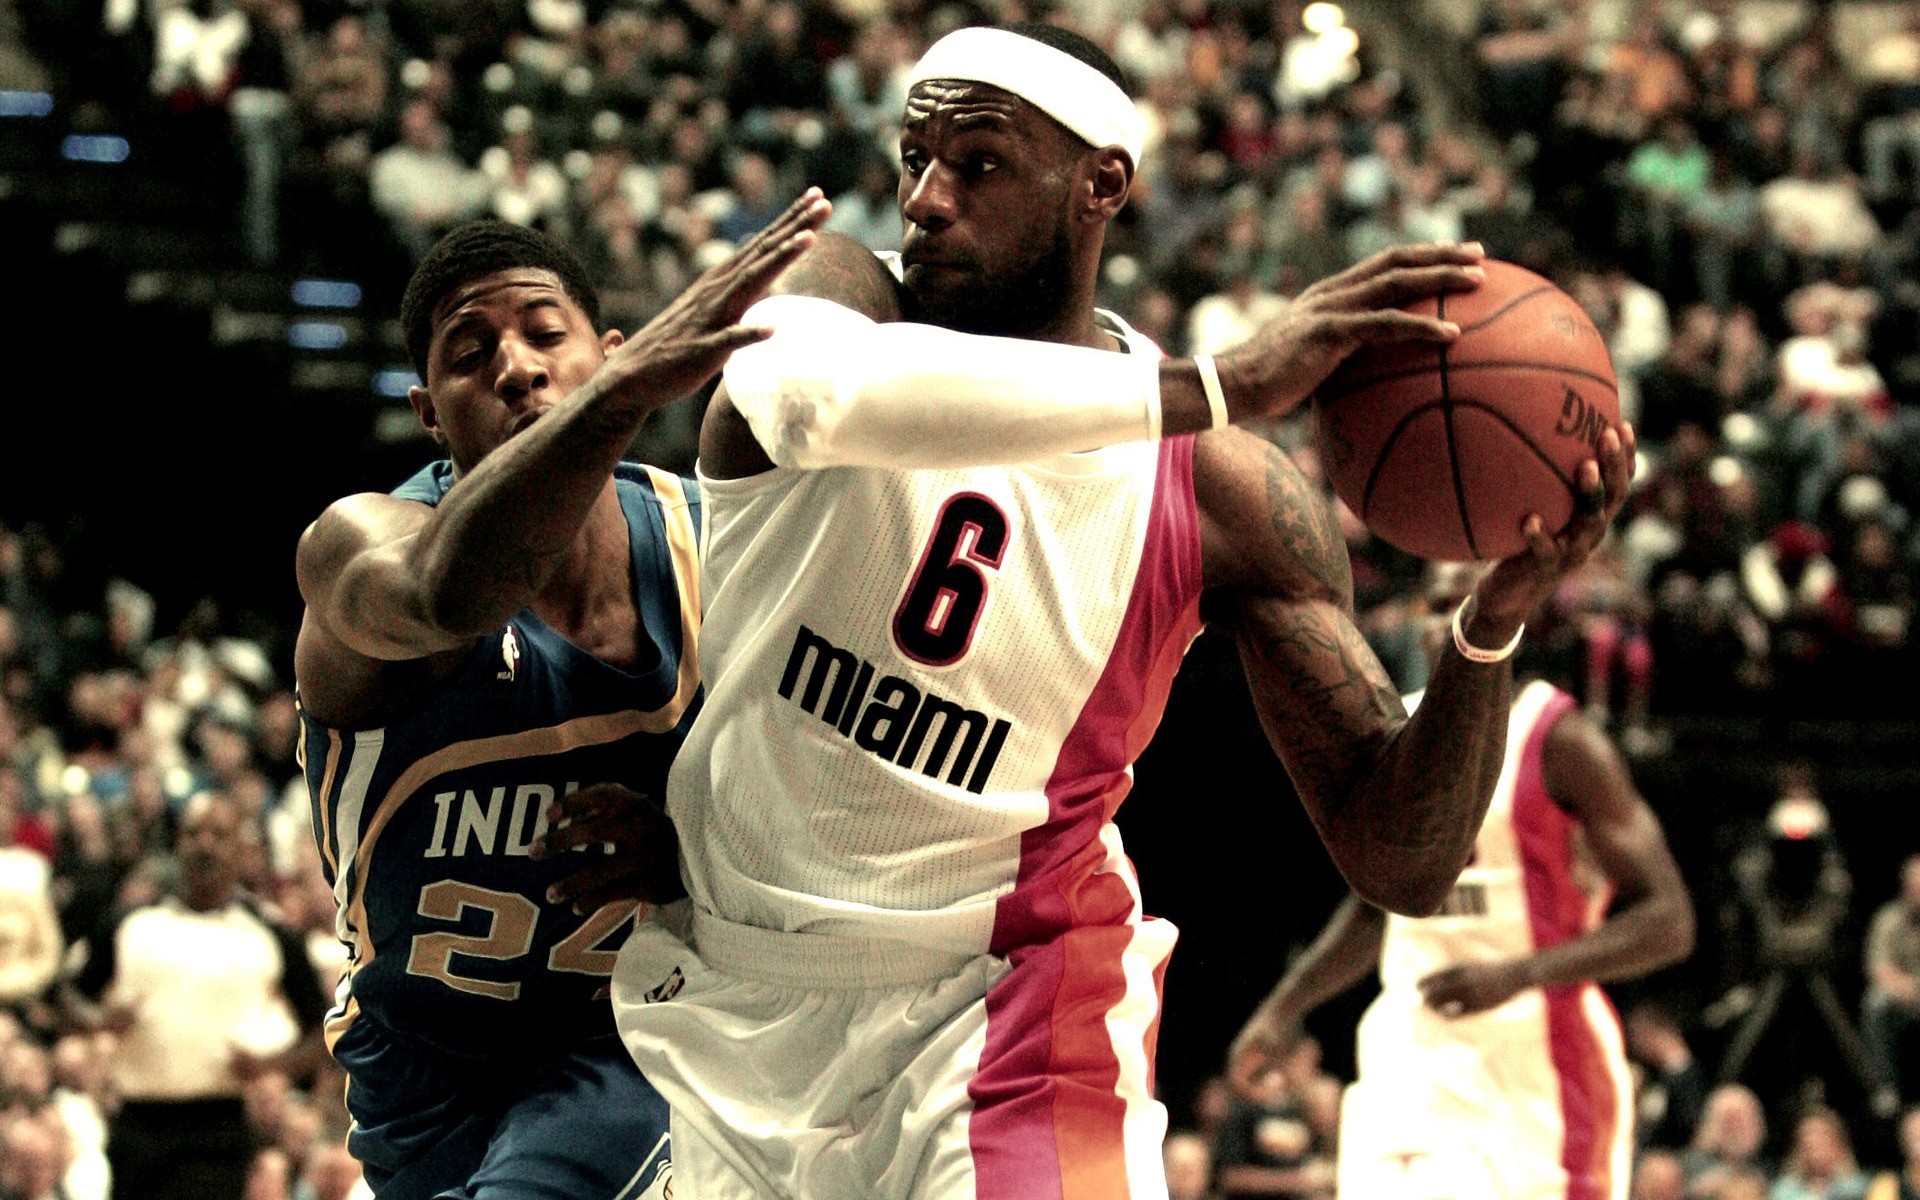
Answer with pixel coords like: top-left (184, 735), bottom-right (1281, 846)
top-left (601, 329), bottom-right (625, 354)
top-left (1083, 148), bottom-right (1133, 222)
top-left (408, 385), bottom-right (447, 447)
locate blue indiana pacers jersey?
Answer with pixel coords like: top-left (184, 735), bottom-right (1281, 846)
top-left (298, 461), bottom-right (701, 1063)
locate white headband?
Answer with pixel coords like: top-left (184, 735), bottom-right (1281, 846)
top-left (906, 27), bottom-right (1144, 167)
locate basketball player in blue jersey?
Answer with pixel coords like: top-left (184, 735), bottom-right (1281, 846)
top-left (1225, 562), bottom-right (1694, 1200)
top-left (291, 194), bottom-right (828, 1200)
top-left (608, 22), bottom-right (1639, 1200)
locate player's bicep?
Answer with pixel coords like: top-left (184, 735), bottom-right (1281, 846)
top-left (295, 494), bottom-right (462, 662)
top-left (1544, 713), bottom-right (1684, 904)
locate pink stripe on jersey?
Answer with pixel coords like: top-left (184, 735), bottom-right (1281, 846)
top-left (970, 434), bottom-right (1204, 1200)
top-left (1514, 689), bottom-right (1621, 1200)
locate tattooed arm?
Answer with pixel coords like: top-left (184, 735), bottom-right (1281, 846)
top-left (1196, 423), bottom-right (1633, 914)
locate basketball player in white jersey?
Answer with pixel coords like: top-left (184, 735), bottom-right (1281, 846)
top-left (1226, 563), bottom-right (1695, 1200)
top-left (601, 22), bottom-right (1633, 1200)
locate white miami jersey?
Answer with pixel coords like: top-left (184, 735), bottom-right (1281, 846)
top-left (672, 310), bottom-right (1205, 958)
top-left (1377, 680), bottom-right (1606, 993)
top-left (1346, 679), bottom-right (1632, 1200)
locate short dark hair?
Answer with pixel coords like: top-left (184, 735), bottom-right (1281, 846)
top-left (400, 220), bottom-right (602, 378)
top-left (1002, 21), bottom-right (1132, 95)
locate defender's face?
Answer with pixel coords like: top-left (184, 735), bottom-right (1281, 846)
top-left (897, 80), bottom-right (1080, 335)
top-left (411, 268), bottom-right (619, 472)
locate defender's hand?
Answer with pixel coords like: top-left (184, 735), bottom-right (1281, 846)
top-left (1418, 960), bottom-right (1531, 1018)
top-left (1213, 243), bottom-right (1487, 422)
top-left (529, 783), bottom-right (685, 913)
top-left (1226, 1006), bottom-right (1300, 1098)
top-left (592, 187), bottom-right (832, 410)
top-left (1462, 422), bottom-right (1638, 646)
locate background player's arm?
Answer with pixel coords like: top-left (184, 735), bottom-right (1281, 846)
top-left (702, 235), bottom-right (1482, 479)
top-left (1196, 427), bottom-right (1632, 917)
top-left (1227, 895), bottom-right (1386, 1091)
top-left (1417, 711), bottom-right (1695, 1015)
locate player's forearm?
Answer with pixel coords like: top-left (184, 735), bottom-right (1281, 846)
top-left (1253, 895), bottom-right (1385, 1027)
top-left (1520, 887), bottom-right (1696, 990)
top-left (1337, 645), bottom-right (1512, 915)
top-left (722, 295), bottom-right (1233, 469)
top-left (409, 379), bottom-right (653, 635)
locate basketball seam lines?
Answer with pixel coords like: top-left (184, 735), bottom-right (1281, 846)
top-left (1316, 360), bottom-right (1620, 403)
top-left (1351, 399), bottom-right (1580, 545)
top-left (1437, 291), bottom-right (1480, 560)
top-left (1455, 284), bottom-right (1555, 334)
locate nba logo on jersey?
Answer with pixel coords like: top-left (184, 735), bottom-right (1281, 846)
top-left (642, 966), bottom-right (684, 1004)
top-left (499, 624), bottom-right (521, 682)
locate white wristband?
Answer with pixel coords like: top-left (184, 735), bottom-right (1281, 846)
top-left (1451, 599), bottom-right (1524, 664)
top-left (1195, 354), bottom-right (1229, 430)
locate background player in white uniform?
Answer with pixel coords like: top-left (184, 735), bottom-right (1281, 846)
top-left (610, 23), bottom-right (1636, 1200)
top-left (1227, 564), bottom-right (1695, 1200)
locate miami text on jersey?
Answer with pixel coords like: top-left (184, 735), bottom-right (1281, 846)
top-left (779, 625), bottom-right (1012, 795)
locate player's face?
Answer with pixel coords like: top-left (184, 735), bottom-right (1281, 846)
top-left (897, 81), bottom-right (1081, 336)
top-left (411, 268), bottom-right (618, 473)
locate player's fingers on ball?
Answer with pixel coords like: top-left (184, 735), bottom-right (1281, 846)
top-left (1575, 457), bottom-right (1606, 515)
top-left (1359, 241), bottom-right (1485, 279)
top-left (1344, 310), bottom-right (1460, 344)
top-left (1332, 264), bottom-right (1485, 312)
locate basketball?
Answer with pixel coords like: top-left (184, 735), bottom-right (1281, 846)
top-left (1311, 260), bottom-right (1620, 562)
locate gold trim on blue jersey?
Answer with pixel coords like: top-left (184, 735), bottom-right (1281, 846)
top-left (343, 706), bottom-right (694, 966)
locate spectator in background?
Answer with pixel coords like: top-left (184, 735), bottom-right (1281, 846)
top-left (1759, 152), bottom-right (1882, 285)
top-left (1634, 1148), bottom-right (1687, 1200)
top-left (63, 793), bottom-right (328, 1200)
top-left (1866, 1105), bottom-right (1920, 1200)
top-left (714, 151), bottom-right (786, 245)
top-left (1770, 1106), bottom-right (1868, 1200)
top-left (1684, 1084), bottom-right (1771, 1198)
top-left (824, 151), bottom-right (903, 252)
top-left (1684, 149), bottom-right (1763, 311)
top-left (0, 836), bottom-right (59, 1009)
top-left (480, 111), bottom-right (569, 238)
top-left (1213, 1050), bottom-right (1336, 1199)
top-left (1474, 0), bottom-right (1570, 137)
top-left (1187, 271), bottom-right (1288, 357)
top-left (825, 19), bottom-right (910, 156)
top-left (728, 0), bottom-right (827, 152)
top-left (369, 98), bottom-right (489, 261)
top-left (1627, 116), bottom-right (1710, 289)
top-left (1860, 9), bottom-right (1920, 205)
top-left (1629, 1002), bottom-right (1710, 1151)
top-left (1165, 1129), bottom-right (1223, 1200)
top-left (0, 1106), bottom-right (68, 1200)
top-left (1864, 855), bottom-right (1920, 1120)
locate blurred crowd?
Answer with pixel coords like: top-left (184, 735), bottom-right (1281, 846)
top-left (3, 0), bottom-right (1920, 1196)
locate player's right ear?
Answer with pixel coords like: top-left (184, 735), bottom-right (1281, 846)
top-left (408, 385), bottom-right (446, 445)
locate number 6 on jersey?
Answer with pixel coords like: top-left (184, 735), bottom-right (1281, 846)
top-left (892, 493), bottom-right (1010, 667)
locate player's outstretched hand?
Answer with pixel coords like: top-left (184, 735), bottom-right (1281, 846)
top-left (1463, 422), bottom-right (1637, 642)
top-left (1418, 960), bottom-right (1530, 1018)
top-left (529, 783), bottom-right (686, 914)
top-left (591, 187), bottom-right (831, 410)
top-left (1225, 1005), bottom-right (1300, 1099)
top-left (1212, 242), bottom-right (1487, 423)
